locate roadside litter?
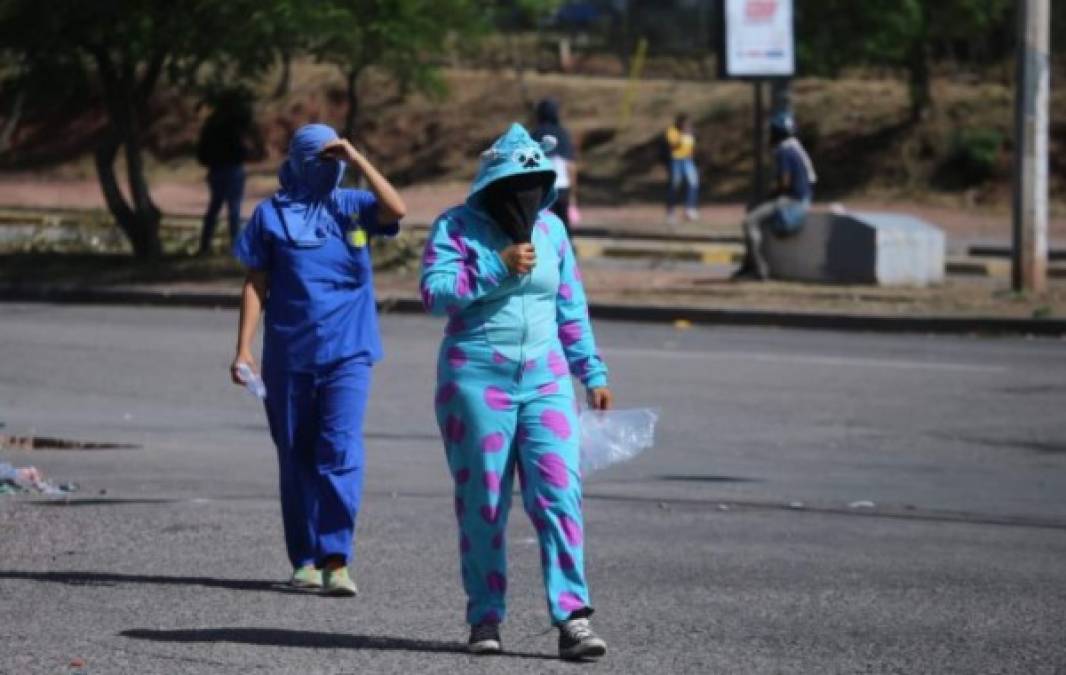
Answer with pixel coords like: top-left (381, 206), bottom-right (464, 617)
top-left (0, 461), bottom-right (78, 496)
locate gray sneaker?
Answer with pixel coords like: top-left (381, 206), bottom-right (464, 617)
top-left (558, 617), bottom-right (606, 660)
top-left (467, 622), bottom-right (501, 654)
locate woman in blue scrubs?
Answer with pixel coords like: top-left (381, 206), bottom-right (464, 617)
top-left (231, 123), bottom-right (406, 596)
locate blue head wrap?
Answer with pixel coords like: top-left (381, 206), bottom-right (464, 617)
top-left (273, 123), bottom-right (346, 247)
top-left (769, 111), bottom-right (795, 135)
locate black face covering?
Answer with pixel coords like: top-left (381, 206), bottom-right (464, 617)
top-left (483, 172), bottom-right (551, 243)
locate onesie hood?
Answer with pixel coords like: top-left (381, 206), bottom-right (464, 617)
top-left (467, 123), bottom-right (557, 215)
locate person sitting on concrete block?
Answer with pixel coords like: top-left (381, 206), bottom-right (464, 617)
top-left (733, 112), bottom-right (817, 281)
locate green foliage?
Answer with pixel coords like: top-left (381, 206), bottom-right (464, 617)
top-left (937, 127), bottom-right (1004, 188)
top-left (796, 0), bottom-right (1012, 117)
top-left (797, 0), bottom-right (1012, 76)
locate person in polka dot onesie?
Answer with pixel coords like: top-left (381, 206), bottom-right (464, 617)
top-left (420, 123), bottom-right (611, 661)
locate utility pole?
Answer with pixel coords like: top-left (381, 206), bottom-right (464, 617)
top-left (1012, 0), bottom-right (1050, 293)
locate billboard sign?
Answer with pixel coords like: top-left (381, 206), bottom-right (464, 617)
top-left (720, 0), bottom-right (795, 78)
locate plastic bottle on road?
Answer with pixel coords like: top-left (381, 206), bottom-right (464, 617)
top-left (236, 363), bottom-right (266, 399)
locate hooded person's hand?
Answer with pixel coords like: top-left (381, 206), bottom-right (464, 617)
top-left (586, 387), bottom-right (613, 411)
top-left (319, 138), bottom-right (358, 162)
top-left (500, 243), bottom-right (536, 275)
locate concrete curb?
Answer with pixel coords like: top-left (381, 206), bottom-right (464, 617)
top-left (3, 283), bottom-right (1065, 336)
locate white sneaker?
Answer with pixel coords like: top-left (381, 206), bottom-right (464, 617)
top-left (468, 622), bottom-right (501, 654)
top-left (558, 617), bottom-right (606, 660)
top-left (685, 208), bottom-right (700, 221)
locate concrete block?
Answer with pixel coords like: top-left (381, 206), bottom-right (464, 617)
top-left (762, 211), bottom-right (945, 286)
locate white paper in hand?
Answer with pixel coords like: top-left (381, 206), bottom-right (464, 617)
top-left (579, 408), bottom-right (658, 476)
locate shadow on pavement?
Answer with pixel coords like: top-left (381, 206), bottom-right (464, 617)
top-left (0, 570), bottom-right (303, 594)
top-left (120, 628), bottom-right (559, 660)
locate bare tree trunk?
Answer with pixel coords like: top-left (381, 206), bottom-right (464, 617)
top-left (907, 5), bottom-right (932, 123)
top-left (92, 48), bottom-right (163, 259)
top-left (273, 49), bottom-right (292, 100)
top-left (0, 89), bottom-right (26, 154)
top-left (343, 67), bottom-right (360, 141)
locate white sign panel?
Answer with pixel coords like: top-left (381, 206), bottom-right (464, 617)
top-left (724, 0), bottom-right (795, 77)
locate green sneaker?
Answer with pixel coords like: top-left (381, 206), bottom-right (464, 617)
top-left (290, 565), bottom-right (323, 589)
top-left (322, 566), bottom-right (358, 597)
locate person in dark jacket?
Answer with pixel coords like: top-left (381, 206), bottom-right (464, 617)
top-left (197, 90), bottom-right (262, 255)
top-left (531, 98), bottom-right (579, 237)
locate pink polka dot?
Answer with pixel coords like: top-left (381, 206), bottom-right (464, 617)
top-left (487, 571), bottom-right (507, 593)
top-left (484, 470), bottom-right (501, 493)
top-left (447, 346), bottom-right (467, 369)
top-left (450, 233), bottom-right (468, 257)
top-left (480, 504), bottom-right (499, 524)
top-left (531, 513), bottom-right (548, 531)
top-left (491, 531), bottom-right (503, 549)
top-left (537, 381), bottom-right (559, 395)
top-left (548, 350), bottom-right (568, 377)
top-left (420, 287), bottom-right (434, 311)
top-left (573, 263), bottom-right (583, 282)
top-left (455, 467), bottom-right (470, 485)
top-left (444, 415), bottom-right (466, 444)
top-left (560, 514), bottom-right (583, 547)
top-left (484, 386), bottom-right (511, 411)
top-left (445, 316), bottom-right (466, 336)
top-left (559, 592), bottom-right (585, 612)
top-left (492, 351), bottom-right (508, 365)
top-left (574, 358), bottom-right (589, 378)
top-left (559, 551), bottom-right (575, 569)
top-left (537, 452), bottom-right (570, 488)
top-left (536, 220), bottom-right (550, 235)
top-left (536, 494), bottom-right (552, 510)
top-left (481, 432), bottom-right (505, 453)
top-left (540, 410), bottom-right (572, 441)
top-left (524, 359), bottom-right (536, 372)
top-left (558, 321), bottom-right (582, 347)
top-left (558, 283), bottom-right (573, 301)
top-left (435, 381), bottom-right (458, 405)
top-left (460, 533), bottom-right (471, 553)
top-left (455, 266), bottom-right (472, 297)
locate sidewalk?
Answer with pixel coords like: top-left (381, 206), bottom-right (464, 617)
top-left (1, 177), bottom-right (1065, 334)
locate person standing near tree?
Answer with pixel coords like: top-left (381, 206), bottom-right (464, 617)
top-left (531, 98), bottom-right (579, 237)
top-left (230, 123), bottom-right (406, 595)
top-left (664, 113), bottom-right (700, 227)
top-left (197, 90), bottom-right (263, 256)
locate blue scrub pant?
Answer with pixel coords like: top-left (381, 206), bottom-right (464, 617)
top-left (262, 356), bottom-right (370, 569)
top-left (435, 340), bottom-right (592, 626)
top-left (200, 164), bottom-right (245, 253)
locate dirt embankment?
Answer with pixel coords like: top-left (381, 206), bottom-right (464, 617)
top-left (2, 63), bottom-right (1064, 213)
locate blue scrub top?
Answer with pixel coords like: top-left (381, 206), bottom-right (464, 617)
top-left (234, 188), bottom-right (398, 372)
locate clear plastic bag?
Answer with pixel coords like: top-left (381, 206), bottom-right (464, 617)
top-left (579, 408), bottom-right (659, 476)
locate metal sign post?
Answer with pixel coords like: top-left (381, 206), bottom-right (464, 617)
top-left (718, 0), bottom-right (795, 208)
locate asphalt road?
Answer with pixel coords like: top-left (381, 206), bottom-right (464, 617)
top-left (1, 304), bottom-right (1064, 674)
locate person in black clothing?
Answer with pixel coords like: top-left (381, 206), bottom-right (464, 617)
top-left (197, 90), bottom-right (262, 255)
top-left (531, 98), bottom-right (578, 238)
